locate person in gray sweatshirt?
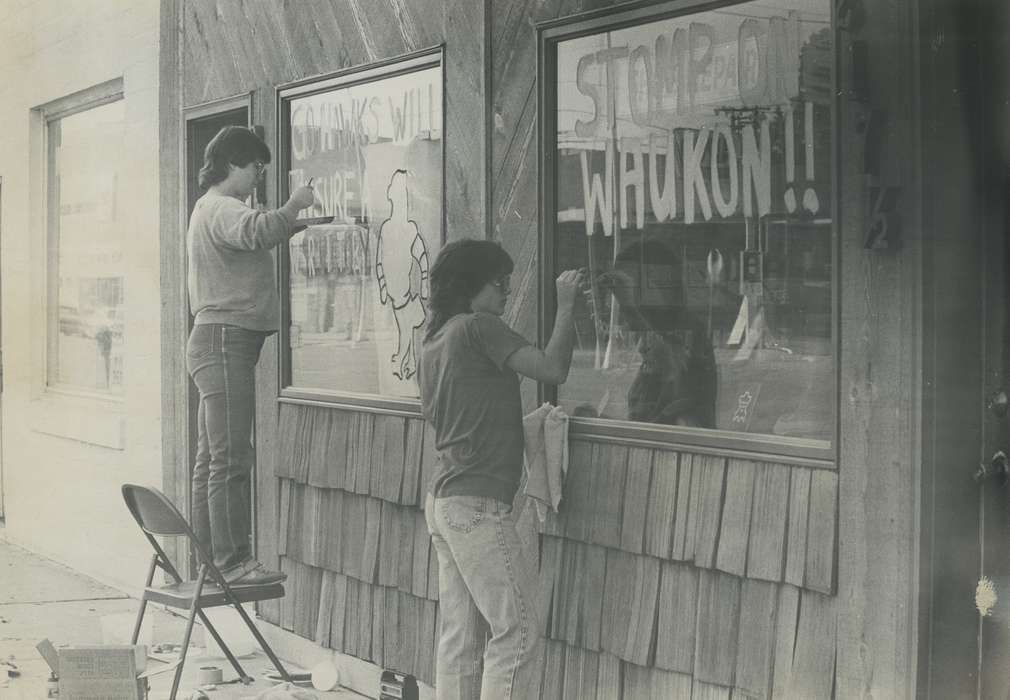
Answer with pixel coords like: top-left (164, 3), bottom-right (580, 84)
top-left (186, 126), bottom-right (315, 586)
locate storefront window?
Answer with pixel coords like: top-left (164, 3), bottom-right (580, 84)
top-left (548, 1), bottom-right (833, 445)
top-left (280, 54), bottom-right (442, 400)
top-left (47, 98), bottom-right (126, 395)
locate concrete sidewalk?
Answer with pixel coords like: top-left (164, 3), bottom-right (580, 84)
top-left (0, 539), bottom-right (364, 699)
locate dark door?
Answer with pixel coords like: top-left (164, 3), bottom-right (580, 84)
top-left (919, 1), bottom-right (1010, 697)
top-left (183, 107), bottom-right (249, 566)
top-left (977, 3), bottom-right (1010, 693)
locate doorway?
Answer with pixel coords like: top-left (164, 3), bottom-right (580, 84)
top-left (182, 103), bottom-right (250, 571)
top-left (918, 1), bottom-right (1010, 697)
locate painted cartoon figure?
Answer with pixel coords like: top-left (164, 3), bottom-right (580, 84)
top-left (375, 169), bottom-right (430, 380)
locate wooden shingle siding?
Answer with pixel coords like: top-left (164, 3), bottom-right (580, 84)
top-left (601, 548), bottom-right (636, 657)
top-left (692, 680), bottom-right (733, 700)
top-left (785, 467), bottom-right (812, 586)
top-left (694, 570), bottom-right (741, 686)
top-left (563, 644), bottom-right (599, 700)
top-left (734, 579), bottom-right (778, 698)
top-left (401, 418), bottom-right (425, 505)
top-left (581, 544), bottom-right (607, 651)
top-left (595, 652), bottom-right (622, 699)
top-left (746, 463), bottom-right (791, 582)
top-left (770, 584), bottom-right (800, 698)
top-left (655, 561), bottom-right (698, 674)
top-left (276, 555), bottom-right (440, 684)
top-left (589, 440), bottom-right (626, 541)
top-left (624, 555), bottom-right (661, 666)
top-left (673, 452), bottom-right (697, 560)
top-left (804, 470), bottom-right (838, 594)
top-left (273, 402), bottom-right (841, 695)
top-left (622, 447), bottom-right (653, 554)
top-left (716, 459), bottom-right (756, 576)
top-left (788, 590), bottom-right (836, 700)
top-left (645, 450), bottom-right (680, 559)
top-left (693, 455), bottom-right (728, 569)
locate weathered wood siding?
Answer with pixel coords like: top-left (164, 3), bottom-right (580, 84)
top-left (180, 0), bottom-right (485, 238)
top-left (272, 402), bottom-right (840, 694)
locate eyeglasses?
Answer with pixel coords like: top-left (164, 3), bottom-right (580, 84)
top-left (491, 276), bottom-right (511, 294)
top-left (253, 161), bottom-right (267, 176)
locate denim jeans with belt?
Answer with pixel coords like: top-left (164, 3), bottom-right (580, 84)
top-left (425, 493), bottom-right (544, 700)
top-left (187, 323), bottom-right (268, 572)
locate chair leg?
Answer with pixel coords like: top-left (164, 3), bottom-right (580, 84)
top-left (229, 600), bottom-right (292, 683)
top-left (195, 608), bottom-right (250, 682)
top-left (131, 556), bottom-right (158, 644)
top-left (170, 566), bottom-right (206, 700)
top-left (131, 599), bottom-right (150, 646)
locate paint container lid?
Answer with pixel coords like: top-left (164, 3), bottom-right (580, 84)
top-left (311, 660), bottom-right (340, 691)
top-left (197, 666), bottom-right (223, 685)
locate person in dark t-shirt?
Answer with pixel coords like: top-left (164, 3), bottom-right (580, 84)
top-left (418, 239), bottom-right (582, 700)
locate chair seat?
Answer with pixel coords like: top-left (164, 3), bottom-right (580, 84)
top-left (144, 580), bottom-right (285, 608)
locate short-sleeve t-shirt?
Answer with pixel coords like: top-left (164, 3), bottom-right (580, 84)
top-left (419, 312), bottom-right (531, 504)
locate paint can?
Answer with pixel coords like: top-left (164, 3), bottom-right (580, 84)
top-left (197, 666), bottom-right (223, 685)
top-left (379, 669), bottom-right (418, 700)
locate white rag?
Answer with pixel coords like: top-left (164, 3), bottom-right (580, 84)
top-left (522, 403), bottom-right (569, 522)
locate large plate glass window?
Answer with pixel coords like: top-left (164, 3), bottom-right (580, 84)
top-left (545, 1), bottom-right (834, 450)
top-left (47, 97), bottom-right (127, 395)
top-left (279, 51), bottom-right (443, 402)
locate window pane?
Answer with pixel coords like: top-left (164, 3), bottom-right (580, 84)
top-left (554, 1), bottom-right (833, 443)
top-left (286, 64), bottom-right (442, 398)
top-left (49, 99), bottom-right (126, 394)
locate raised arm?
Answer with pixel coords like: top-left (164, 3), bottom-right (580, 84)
top-left (506, 269), bottom-right (583, 384)
top-left (220, 185), bottom-right (316, 250)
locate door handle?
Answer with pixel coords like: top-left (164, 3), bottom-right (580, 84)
top-left (976, 450), bottom-right (1009, 482)
top-left (988, 389), bottom-right (1009, 418)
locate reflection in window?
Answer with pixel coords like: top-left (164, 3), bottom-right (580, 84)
top-left (284, 64), bottom-right (442, 399)
top-left (552, 1), bottom-right (833, 442)
top-left (48, 99), bottom-right (126, 394)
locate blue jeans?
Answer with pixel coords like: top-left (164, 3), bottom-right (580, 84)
top-left (187, 323), bottom-right (268, 571)
top-left (425, 493), bottom-right (544, 700)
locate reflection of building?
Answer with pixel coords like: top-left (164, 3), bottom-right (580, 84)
top-left (289, 223), bottom-right (370, 340)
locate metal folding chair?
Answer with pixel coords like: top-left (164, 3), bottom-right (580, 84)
top-left (121, 484), bottom-right (291, 700)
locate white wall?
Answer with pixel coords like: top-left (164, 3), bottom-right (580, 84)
top-left (0, 0), bottom-right (163, 592)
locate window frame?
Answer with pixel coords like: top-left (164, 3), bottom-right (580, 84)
top-left (536, 0), bottom-right (839, 465)
top-left (275, 46), bottom-right (446, 414)
top-left (40, 78), bottom-right (126, 402)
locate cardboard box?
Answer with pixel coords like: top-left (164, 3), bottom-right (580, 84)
top-left (57, 645), bottom-right (148, 700)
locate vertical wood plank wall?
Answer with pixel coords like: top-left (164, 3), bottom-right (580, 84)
top-left (174, 0), bottom-right (918, 697)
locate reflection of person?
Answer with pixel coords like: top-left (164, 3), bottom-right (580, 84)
top-left (597, 240), bottom-right (717, 428)
top-left (375, 169), bottom-right (429, 380)
top-left (186, 126), bottom-right (315, 586)
top-left (418, 239), bottom-right (582, 700)
top-left (95, 318), bottom-right (113, 388)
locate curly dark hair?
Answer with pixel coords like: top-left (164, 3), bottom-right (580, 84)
top-left (198, 126), bottom-right (271, 189)
top-left (424, 239), bottom-right (514, 340)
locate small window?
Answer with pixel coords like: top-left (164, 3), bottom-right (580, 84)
top-left (279, 50), bottom-right (444, 405)
top-left (46, 96), bottom-right (127, 395)
top-left (541, 1), bottom-right (834, 455)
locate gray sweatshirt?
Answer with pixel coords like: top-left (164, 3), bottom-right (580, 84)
top-left (186, 192), bottom-right (297, 331)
